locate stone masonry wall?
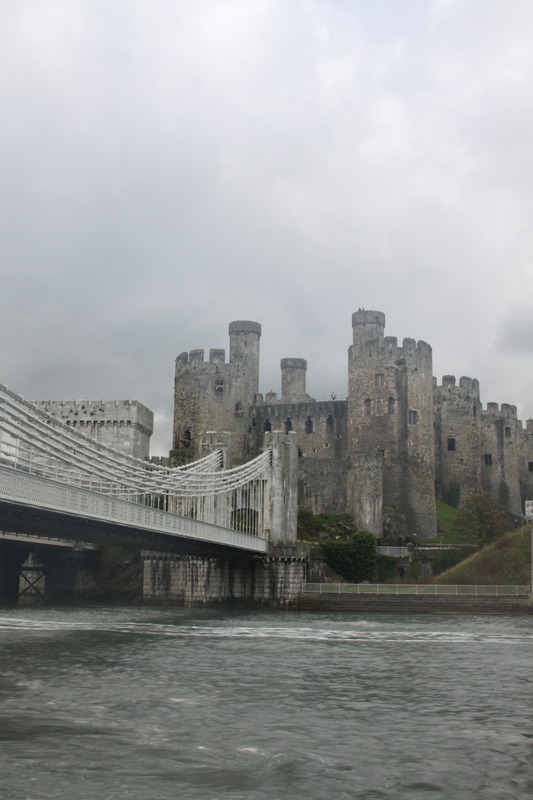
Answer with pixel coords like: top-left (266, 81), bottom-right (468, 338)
top-left (143, 552), bottom-right (307, 607)
top-left (173, 321), bottom-right (261, 465)
top-left (32, 399), bottom-right (154, 460)
top-left (347, 310), bottom-right (436, 538)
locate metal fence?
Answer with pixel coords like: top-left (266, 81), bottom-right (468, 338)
top-left (376, 546), bottom-right (409, 557)
top-left (303, 583), bottom-right (531, 596)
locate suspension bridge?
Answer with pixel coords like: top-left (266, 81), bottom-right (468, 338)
top-left (0, 383), bottom-right (297, 558)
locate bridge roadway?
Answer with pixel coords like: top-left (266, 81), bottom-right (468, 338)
top-left (0, 466), bottom-right (268, 558)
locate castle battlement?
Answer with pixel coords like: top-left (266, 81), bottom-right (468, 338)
top-left (172, 309), bottom-right (533, 532)
top-left (483, 402), bottom-right (518, 419)
top-left (32, 398), bottom-right (154, 460)
top-left (435, 375), bottom-right (481, 400)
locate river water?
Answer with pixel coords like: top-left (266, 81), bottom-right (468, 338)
top-left (0, 606), bottom-right (532, 800)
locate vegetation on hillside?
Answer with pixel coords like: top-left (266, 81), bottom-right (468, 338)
top-left (433, 527), bottom-right (531, 586)
top-left (298, 510), bottom-right (397, 582)
top-left (297, 510), bottom-right (358, 541)
top-left (435, 500), bottom-right (459, 540)
top-left (452, 493), bottom-right (511, 545)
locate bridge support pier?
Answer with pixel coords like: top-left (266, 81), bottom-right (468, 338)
top-left (0, 542), bottom-right (30, 602)
top-left (142, 548), bottom-right (307, 607)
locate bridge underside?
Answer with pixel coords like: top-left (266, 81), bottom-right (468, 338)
top-left (0, 501), bottom-right (262, 560)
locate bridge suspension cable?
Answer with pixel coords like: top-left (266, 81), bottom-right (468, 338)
top-left (0, 384), bottom-right (272, 503)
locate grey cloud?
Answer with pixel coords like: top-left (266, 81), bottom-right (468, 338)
top-left (2, 1), bottom-right (533, 453)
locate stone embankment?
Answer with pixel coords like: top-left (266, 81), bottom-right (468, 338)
top-left (297, 593), bottom-right (532, 614)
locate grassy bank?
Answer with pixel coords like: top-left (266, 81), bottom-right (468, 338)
top-left (433, 526), bottom-right (531, 586)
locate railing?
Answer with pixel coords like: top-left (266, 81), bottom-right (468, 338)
top-left (0, 466), bottom-right (268, 554)
top-left (376, 546), bottom-right (409, 557)
top-left (303, 583), bottom-right (531, 596)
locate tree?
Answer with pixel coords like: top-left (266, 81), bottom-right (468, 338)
top-left (452, 493), bottom-right (509, 545)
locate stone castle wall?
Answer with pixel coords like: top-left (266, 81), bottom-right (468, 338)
top-left (172, 311), bottom-right (533, 539)
top-left (173, 321), bottom-right (261, 465)
top-left (32, 398), bottom-right (154, 460)
top-left (347, 310), bottom-right (436, 538)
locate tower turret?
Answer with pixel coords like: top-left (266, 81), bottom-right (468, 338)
top-left (281, 358), bottom-right (308, 404)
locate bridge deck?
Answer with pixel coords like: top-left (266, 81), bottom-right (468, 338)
top-left (0, 467), bottom-right (268, 555)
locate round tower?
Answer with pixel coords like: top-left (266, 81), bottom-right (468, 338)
top-left (229, 320), bottom-right (261, 405)
top-left (281, 358), bottom-right (307, 403)
top-left (351, 309), bottom-right (386, 349)
top-left (229, 321), bottom-right (261, 364)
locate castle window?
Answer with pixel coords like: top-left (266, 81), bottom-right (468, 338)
top-left (447, 437), bottom-right (456, 451)
top-left (285, 418), bottom-right (293, 434)
top-left (529, 462), bottom-right (533, 472)
top-left (473, 405), bottom-right (477, 418)
top-left (263, 419), bottom-right (271, 432)
top-left (182, 430), bottom-right (191, 448)
top-left (375, 373), bottom-right (384, 387)
top-left (485, 453), bottom-right (492, 466)
top-left (388, 397), bottom-right (395, 415)
top-left (364, 399), bottom-right (372, 416)
top-left (305, 416), bottom-right (313, 434)
top-left (505, 426), bottom-right (511, 438)
top-left (234, 402), bottom-right (243, 416)
top-left (376, 399), bottom-right (383, 416)
top-left (326, 414), bottom-right (334, 433)
top-left (408, 410), bottom-right (418, 425)
top-left (215, 379), bottom-right (224, 392)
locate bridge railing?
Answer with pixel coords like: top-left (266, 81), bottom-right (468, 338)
top-left (0, 384), bottom-right (276, 540)
top-left (0, 466), bottom-right (268, 553)
top-left (302, 583), bottom-right (531, 596)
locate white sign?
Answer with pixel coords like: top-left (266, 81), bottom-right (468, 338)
top-left (525, 500), bottom-right (533, 519)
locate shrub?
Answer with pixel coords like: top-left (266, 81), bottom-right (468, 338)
top-left (320, 530), bottom-right (376, 582)
top-left (452, 493), bottom-right (510, 545)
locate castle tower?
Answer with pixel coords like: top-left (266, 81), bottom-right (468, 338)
top-left (434, 376), bottom-right (482, 507)
top-left (347, 309), bottom-right (437, 538)
top-left (480, 402), bottom-right (523, 515)
top-left (281, 358), bottom-right (308, 404)
top-left (32, 399), bottom-right (153, 460)
top-left (173, 321), bottom-right (261, 465)
top-left (228, 320), bottom-right (261, 407)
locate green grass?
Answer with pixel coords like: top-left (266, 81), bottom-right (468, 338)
top-left (433, 526), bottom-right (531, 586)
top-left (435, 500), bottom-right (463, 542)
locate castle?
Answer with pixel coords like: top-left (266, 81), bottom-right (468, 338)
top-left (31, 398), bottom-right (154, 460)
top-left (172, 311), bottom-right (533, 539)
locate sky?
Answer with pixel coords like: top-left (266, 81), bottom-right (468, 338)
top-left (1, 0), bottom-right (533, 456)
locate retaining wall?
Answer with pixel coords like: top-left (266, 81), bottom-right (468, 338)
top-left (297, 592), bottom-right (532, 614)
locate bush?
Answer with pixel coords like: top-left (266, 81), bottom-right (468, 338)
top-left (320, 530), bottom-right (377, 582)
top-left (452, 493), bottom-right (510, 545)
top-left (297, 510), bottom-right (357, 541)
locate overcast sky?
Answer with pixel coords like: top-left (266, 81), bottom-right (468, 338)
top-left (1, 0), bottom-right (533, 455)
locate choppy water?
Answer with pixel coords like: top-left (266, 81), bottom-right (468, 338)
top-left (0, 606), bottom-right (532, 800)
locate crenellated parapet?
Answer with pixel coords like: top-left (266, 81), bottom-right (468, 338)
top-left (173, 321), bottom-right (261, 465)
top-left (483, 402), bottom-right (518, 419)
top-left (32, 398), bottom-right (154, 460)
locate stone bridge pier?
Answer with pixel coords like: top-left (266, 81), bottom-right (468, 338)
top-left (142, 546), bottom-right (308, 608)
